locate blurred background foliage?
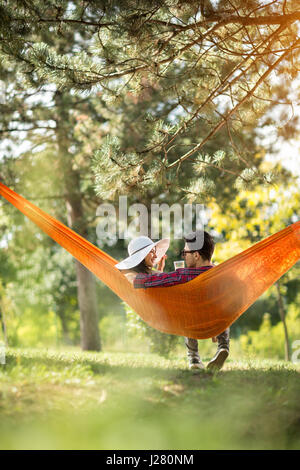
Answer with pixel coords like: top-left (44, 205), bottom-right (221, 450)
top-left (0, 0), bottom-right (299, 360)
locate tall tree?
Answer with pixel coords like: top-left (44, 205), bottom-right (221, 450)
top-left (0, 50), bottom-right (104, 351)
top-left (0, 0), bottom-right (299, 192)
top-left (53, 90), bottom-right (101, 350)
top-left (0, 0), bottom-right (298, 352)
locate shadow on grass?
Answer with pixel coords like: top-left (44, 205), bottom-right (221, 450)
top-left (2, 349), bottom-right (300, 450)
top-left (5, 348), bottom-right (210, 381)
top-left (5, 348), bottom-right (300, 387)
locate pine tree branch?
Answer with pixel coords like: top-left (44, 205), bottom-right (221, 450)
top-left (167, 37), bottom-right (300, 170)
top-left (144, 11), bottom-right (300, 33)
top-left (31, 17), bottom-right (113, 28)
top-left (0, 125), bottom-right (56, 133)
top-left (144, 23), bottom-right (288, 156)
top-left (10, 5), bottom-right (300, 31)
top-left (3, 6), bottom-right (299, 90)
top-left (189, 160), bottom-right (246, 179)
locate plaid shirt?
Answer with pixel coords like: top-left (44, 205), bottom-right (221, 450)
top-left (133, 265), bottom-right (214, 289)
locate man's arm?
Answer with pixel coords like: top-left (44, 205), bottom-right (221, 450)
top-left (133, 271), bottom-right (181, 288)
top-left (133, 268), bottom-right (200, 289)
top-left (134, 266), bottom-right (214, 289)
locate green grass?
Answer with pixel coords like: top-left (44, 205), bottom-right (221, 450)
top-left (0, 347), bottom-right (299, 450)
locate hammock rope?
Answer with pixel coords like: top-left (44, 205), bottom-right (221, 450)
top-left (1, 181), bottom-right (299, 339)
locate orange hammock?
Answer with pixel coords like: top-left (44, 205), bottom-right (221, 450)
top-left (1, 181), bottom-right (300, 339)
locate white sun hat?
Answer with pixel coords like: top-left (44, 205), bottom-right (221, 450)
top-left (115, 236), bottom-right (170, 270)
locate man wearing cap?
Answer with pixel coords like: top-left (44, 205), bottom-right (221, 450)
top-left (116, 231), bottom-right (230, 371)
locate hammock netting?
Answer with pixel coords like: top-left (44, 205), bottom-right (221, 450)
top-left (1, 181), bottom-right (299, 339)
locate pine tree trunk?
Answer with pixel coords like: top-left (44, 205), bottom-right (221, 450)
top-left (65, 180), bottom-right (101, 352)
top-left (276, 280), bottom-right (290, 361)
top-left (0, 305), bottom-right (7, 345)
top-left (75, 262), bottom-right (101, 351)
top-left (54, 92), bottom-right (101, 351)
top-left (56, 307), bottom-right (71, 345)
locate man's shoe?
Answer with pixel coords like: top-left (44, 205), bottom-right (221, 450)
top-left (207, 348), bottom-right (229, 371)
top-left (188, 357), bottom-right (205, 370)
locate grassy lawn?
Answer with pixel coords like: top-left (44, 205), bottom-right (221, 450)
top-left (0, 347), bottom-right (299, 450)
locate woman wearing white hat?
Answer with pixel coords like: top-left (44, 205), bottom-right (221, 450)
top-left (115, 236), bottom-right (169, 283)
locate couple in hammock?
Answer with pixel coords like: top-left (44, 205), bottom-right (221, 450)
top-left (116, 231), bottom-right (230, 371)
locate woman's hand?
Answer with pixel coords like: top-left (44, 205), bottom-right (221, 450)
top-left (124, 272), bottom-right (137, 285)
top-left (157, 255), bottom-right (167, 272)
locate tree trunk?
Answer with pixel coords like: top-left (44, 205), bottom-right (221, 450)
top-left (75, 262), bottom-right (101, 351)
top-left (276, 280), bottom-right (290, 361)
top-left (65, 179), bottom-right (101, 352)
top-left (0, 304), bottom-right (7, 346)
top-left (54, 92), bottom-right (101, 352)
top-left (56, 306), bottom-right (71, 345)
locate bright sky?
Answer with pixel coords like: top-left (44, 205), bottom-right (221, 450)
top-left (268, 141), bottom-right (300, 179)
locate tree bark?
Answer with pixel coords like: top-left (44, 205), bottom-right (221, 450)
top-left (276, 280), bottom-right (290, 361)
top-left (65, 174), bottom-right (101, 352)
top-left (54, 92), bottom-right (101, 352)
top-left (56, 306), bottom-right (71, 345)
top-left (75, 262), bottom-right (100, 351)
top-left (0, 304), bottom-right (7, 346)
